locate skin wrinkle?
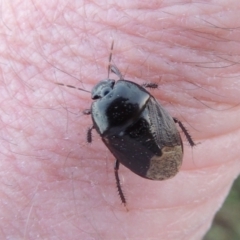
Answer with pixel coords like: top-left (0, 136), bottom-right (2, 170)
top-left (0, 1), bottom-right (240, 240)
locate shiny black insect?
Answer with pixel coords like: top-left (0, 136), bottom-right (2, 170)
top-left (57, 42), bottom-right (195, 206)
top-left (83, 43), bottom-right (195, 206)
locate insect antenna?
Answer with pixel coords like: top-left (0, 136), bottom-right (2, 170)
top-left (55, 82), bottom-right (91, 94)
top-left (107, 41), bottom-right (124, 80)
top-left (108, 40), bottom-right (114, 79)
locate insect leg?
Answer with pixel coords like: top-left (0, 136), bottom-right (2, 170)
top-left (83, 109), bottom-right (91, 115)
top-left (83, 109), bottom-right (94, 143)
top-left (114, 159), bottom-right (127, 206)
top-left (174, 118), bottom-right (196, 147)
top-left (141, 83), bottom-right (158, 89)
top-left (87, 126), bottom-right (94, 143)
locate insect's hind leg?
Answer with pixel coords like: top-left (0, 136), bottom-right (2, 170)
top-left (114, 159), bottom-right (127, 206)
top-left (174, 118), bottom-right (196, 147)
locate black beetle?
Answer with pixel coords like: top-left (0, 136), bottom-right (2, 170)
top-left (57, 42), bottom-right (195, 206)
top-left (83, 43), bottom-right (195, 206)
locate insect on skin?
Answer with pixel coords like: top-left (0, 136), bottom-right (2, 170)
top-left (57, 42), bottom-right (195, 207)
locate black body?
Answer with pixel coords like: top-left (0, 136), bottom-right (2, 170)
top-left (90, 79), bottom-right (184, 181)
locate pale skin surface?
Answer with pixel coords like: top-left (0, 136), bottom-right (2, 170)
top-left (1, 1), bottom-right (240, 239)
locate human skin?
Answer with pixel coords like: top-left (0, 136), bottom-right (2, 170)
top-left (1, 1), bottom-right (240, 239)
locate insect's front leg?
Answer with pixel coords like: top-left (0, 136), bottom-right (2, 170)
top-left (82, 109), bottom-right (94, 143)
top-left (83, 109), bottom-right (91, 115)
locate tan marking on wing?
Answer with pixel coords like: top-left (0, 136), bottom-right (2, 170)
top-left (146, 145), bottom-right (183, 180)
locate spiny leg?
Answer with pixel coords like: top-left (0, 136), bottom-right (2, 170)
top-left (142, 83), bottom-right (158, 89)
top-left (82, 109), bottom-right (94, 143)
top-left (174, 118), bottom-right (196, 147)
top-left (86, 126), bottom-right (94, 143)
top-left (114, 159), bottom-right (127, 206)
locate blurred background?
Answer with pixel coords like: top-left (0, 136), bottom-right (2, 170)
top-left (204, 175), bottom-right (240, 240)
